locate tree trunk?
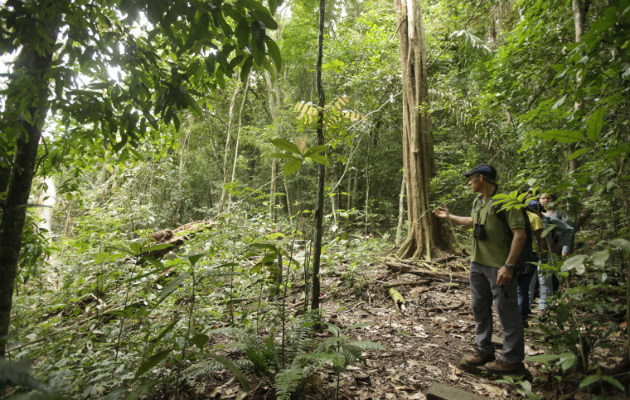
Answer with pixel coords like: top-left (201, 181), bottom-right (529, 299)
top-left (0, 18), bottom-right (59, 355)
top-left (270, 159), bottom-right (279, 221)
top-left (173, 129), bottom-right (191, 225)
top-left (217, 83), bottom-right (242, 214)
top-left (330, 170), bottom-right (338, 224)
top-left (346, 169), bottom-right (354, 211)
top-left (364, 131), bottom-right (372, 235)
top-left (569, 0), bottom-right (590, 174)
top-left (228, 76), bottom-right (250, 209)
top-left (265, 64), bottom-right (283, 222)
top-left (311, 0), bottom-right (326, 311)
top-left (396, 172), bottom-right (406, 246)
top-left (395, 0), bottom-right (438, 261)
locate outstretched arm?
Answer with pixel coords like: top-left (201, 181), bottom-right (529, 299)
top-left (433, 208), bottom-right (473, 227)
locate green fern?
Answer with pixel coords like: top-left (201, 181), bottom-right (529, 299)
top-left (205, 311), bottom-right (384, 399)
top-left (180, 360), bottom-right (224, 380)
top-left (274, 367), bottom-right (305, 400)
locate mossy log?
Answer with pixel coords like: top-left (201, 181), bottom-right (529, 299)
top-left (388, 288), bottom-right (406, 313)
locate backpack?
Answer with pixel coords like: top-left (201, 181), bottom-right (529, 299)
top-left (474, 196), bottom-right (535, 272)
top-left (494, 205), bottom-right (535, 272)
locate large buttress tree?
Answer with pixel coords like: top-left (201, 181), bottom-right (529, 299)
top-left (0, 0), bottom-right (281, 355)
top-left (395, 0), bottom-right (438, 260)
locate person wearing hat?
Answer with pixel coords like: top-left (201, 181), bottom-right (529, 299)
top-left (434, 164), bottom-right (526, 373)
top-left (519, 203), bottom-right (548, 324)
top-left (526, 200), bottom-right (574, 312)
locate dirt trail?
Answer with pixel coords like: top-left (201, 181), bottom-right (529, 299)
top-left (314, 261), bottom-right (541, 399)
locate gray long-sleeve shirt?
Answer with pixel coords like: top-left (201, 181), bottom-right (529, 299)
top-left (542, 215), bottom-right (574, 255)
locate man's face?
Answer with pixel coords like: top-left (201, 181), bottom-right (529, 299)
top-left (468, 173), bottom-right (482, 193)
top-left (540, 193), bottom-right (552, 207)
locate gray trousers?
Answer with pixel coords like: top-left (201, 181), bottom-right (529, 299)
top-left (470, 262), bottom-right (524, 364)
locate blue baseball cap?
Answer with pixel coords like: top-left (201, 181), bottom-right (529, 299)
top-left (526, 200), bottom-right (547, 213)
top-left (463, 164), bottom-right (497, 181)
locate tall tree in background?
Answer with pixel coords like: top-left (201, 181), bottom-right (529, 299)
top-left (395, 0), bottom-right (438, 260)
top-left (311, 0), bottom-right (326, 311)
top-left (0, 0), bottom-right (281, 356)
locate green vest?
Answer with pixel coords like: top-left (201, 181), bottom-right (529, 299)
top-left (471, 196), bottom-right (525, 268)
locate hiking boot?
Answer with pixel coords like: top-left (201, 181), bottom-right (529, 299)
top-left (463, 350), bottom-right (495, 366)
top-left (485, 359), bottom-right (525, 374)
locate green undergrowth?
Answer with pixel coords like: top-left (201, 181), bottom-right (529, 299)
top-left (4, 211), bottom-right (390, 399)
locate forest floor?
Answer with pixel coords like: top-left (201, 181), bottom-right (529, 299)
top-left (176, 256), bottom-right (590, 400)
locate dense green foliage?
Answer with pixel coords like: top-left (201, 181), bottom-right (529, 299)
top-left (2, 0), bottom-right (629, 397)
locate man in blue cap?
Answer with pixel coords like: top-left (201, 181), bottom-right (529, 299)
top-left (434, 164), bottom-right (526, 373)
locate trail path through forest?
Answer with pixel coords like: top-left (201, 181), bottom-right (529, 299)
top-left (187, 258), bottom-right (560, 400)
top-left (312, 259), bottom-right (544, 400)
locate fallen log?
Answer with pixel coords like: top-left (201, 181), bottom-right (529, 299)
top-left (383, 261), bottom-right (468, 284)
top-left (388, 288), bottom-right (406, 313)
top-left (130, 219), bottom-right (217, 262)
top-left (382, 280), bottom-right (431, 289)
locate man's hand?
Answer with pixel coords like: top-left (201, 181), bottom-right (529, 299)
top-left (433, 208), bottom-right (450, 219)
top-left (496, 266), bottom-right (513, 286)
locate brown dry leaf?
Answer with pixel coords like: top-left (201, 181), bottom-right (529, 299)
top-left (448, 362), bottom-right (462, 376)
top-left (480, 383), bottom-right (507, 397)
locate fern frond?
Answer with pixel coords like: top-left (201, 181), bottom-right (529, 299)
top-left (295, 351), bottom-right (346, 371)
top-left (347, 340), bottom-right (387, 351)
top-left (245, 347), bottom-right (273, 379)
top-left (180, 360), bottom-right (224, 380)
top-left (275, 367), bottom-right (305, 400)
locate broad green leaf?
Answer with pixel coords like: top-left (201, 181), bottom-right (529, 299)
top-left (603, 376), bottom-right (625, 391)
top-left (610, 238), bottom-right (630, 253)
top-left (586, 107), bottom-right (605, 141)
top-left (537, 130), bottom-right (585, 143)
top-left (250, 9), bottom-right (279, 30)
top-left (129, 242), bottom-right (144, 255)
top-left (126, 263), bottom-right (172, 282)
top-left (191, 334), bottom-right (209, 350)
top-left (269, 152), bottom-right (299, 160)
top-left (560, 353), bottom-right (577, 372)
top-left (155, 272), bottom-right (190, 306)
top-left (283, 158), bottom-right (302, 175)
top-left (309, 154), bottom-right (330, 166)
top-left (248, 242), bottom-right (280, 254)
top-left (561, 255), bottom-right (587, 274)
top-left (604, 143), bottom-right (630, 161)
top-left (525, 354), bottom-right (562, 363)
top-left (568, 146), bottom-right (592, 160)
top-left (143, 243), bottom-right (175, 253)
top-left (552, 95), bottom-right (566, 110)
top-left (235, 19), bottom-right (249, 50)
top-left (265, 36), bottom-right (282, 70)
top-left (579, 375), bottom-right (603, 389)
top-left (342, 322), bottom-right (372, 331)
top-left (251, 21), bottom-right (266, 65)
top-left (187, 253), bottom-right (205, 266)
top-left (240, 56), bottom-right (253, 82)
top-left (271, 138), bottom-right (301, 155)
top-left (304, 145), bottom-right (327, 157)
top-left (590, 250), bottom-right (609, 268)
top-left (152, 320), bottom-right (178, 343)
top-left (541, 225), bottom-right (557, 238)
top-left (135, 349), bottom-right (171, 379)
top-left (207, 352), bottom-right (250, 391)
